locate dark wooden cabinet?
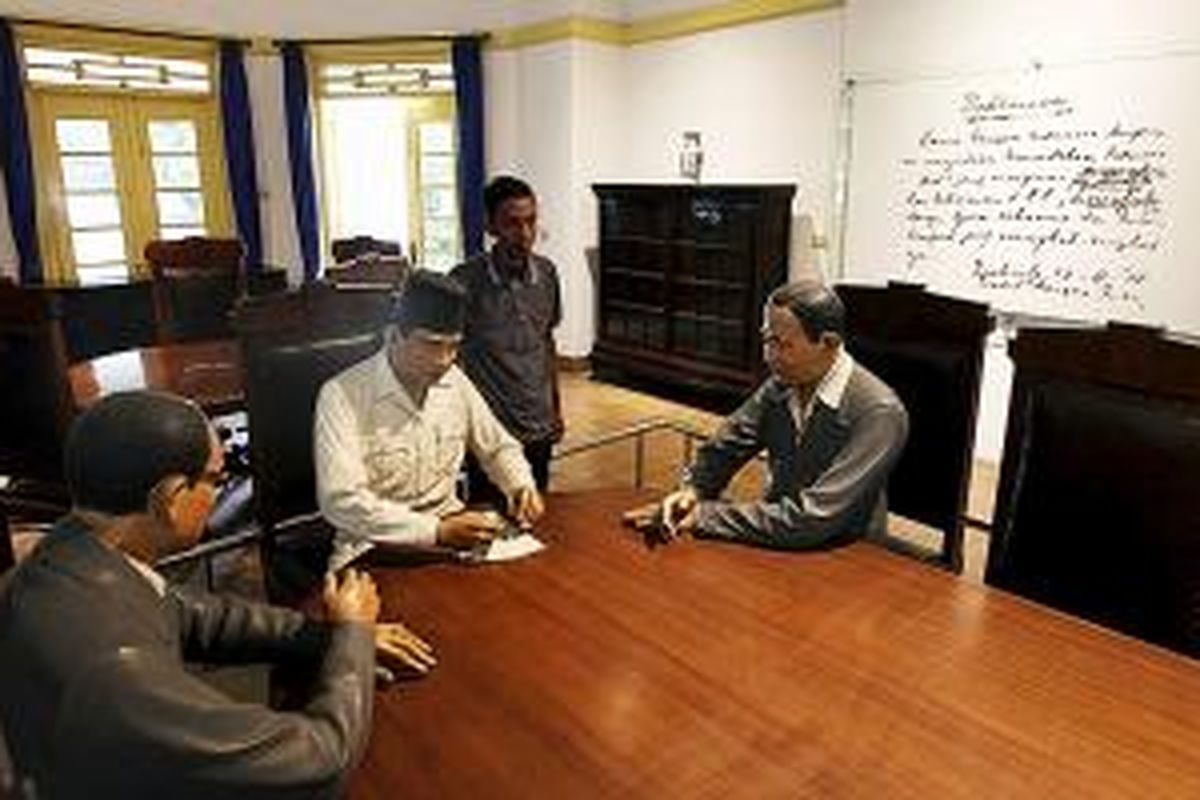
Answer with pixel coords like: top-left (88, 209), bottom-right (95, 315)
top-left (591, 184), bottom-right (794, 408)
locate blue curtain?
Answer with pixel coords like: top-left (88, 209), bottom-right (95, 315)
top-left (281, 42), bottom-right (320, 280)
top-left (218, 40), bottom-right (263, 272)
top-left (0, 19), bottom-right (42, 283)
top-left (452, 36), bottom-right (486, 259)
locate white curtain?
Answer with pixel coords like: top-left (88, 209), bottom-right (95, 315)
top-left (244, 52), bottom-right (305, 286)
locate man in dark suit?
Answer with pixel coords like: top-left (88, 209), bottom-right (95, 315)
top-left (0, 391), bottom-right (435, 799)
top-left (626, 280), bottom-right (909, 548)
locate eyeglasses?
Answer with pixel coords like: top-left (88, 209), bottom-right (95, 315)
top-left (191, 469), bottom-right (231, 493)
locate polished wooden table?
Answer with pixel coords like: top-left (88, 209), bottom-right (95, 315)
top-left (352, 489), bottom-right (1200, 799)
top-left (66, 338), bottom-right (242, 414)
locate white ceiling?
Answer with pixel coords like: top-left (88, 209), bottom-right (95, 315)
top-left (0, 0), bottom-right (722, 39)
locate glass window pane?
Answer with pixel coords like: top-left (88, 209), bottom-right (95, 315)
top-left (423, 187), bottom-right (455, 218)
top-left (156, 191), bottom-right (205, 225)
top-left (61, 156), bottom-right (116, 191)
top-left (419, 122), bottom-right (452, 153)
top-left (420, 154), bottom-right (454, 185)
top-left (423, 235), bottom-right (455, 271)
top-left (77, 263), bottom-right (130, 286)
top-left (55, 119), bottom-right (111, 153)
top-left (65, 193), bottom-right (121, 228)
top-left (72, 229), bottom-right (126, 265)
top-left (160, 225), bottom-right (207, 240)
top-left (152, 155), bottom-right (201, 188)
top-left (148, 120), bottom-right (197, 153)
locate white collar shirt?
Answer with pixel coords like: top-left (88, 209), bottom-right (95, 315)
top-left (788, 346), bottom-right (855, 439)
top-left (315, 349), bottom-right (534, 571)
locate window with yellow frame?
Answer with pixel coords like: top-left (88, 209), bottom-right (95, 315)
top-left (19, 24), bottom-right (232, 285)
top-left (311, 42), bottom-right (460, 272)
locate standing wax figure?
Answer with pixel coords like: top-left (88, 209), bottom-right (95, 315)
top-left (314, 269), bottom-right (544, 573)
top-left (450, 175), bottom-right (563, 498)
top-left (0, 391), bottom-right (435, 800)
top-left (625, 280), bottom-right (909, 548)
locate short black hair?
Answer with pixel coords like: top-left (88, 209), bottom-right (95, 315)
top-left (484, 175), bottom-right (535, 220)
top-left (64, 391), bottom-right (212, 515)
top-left (768, 279), bottom-right (846, 342)
top-left (389, 269), bottom-right (467, 335)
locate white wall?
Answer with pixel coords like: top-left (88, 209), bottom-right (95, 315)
top-left (845, 0), bottom-right (1200, 80)
top-left (621, 11), bottom-right (844, 277)
top-left (843, 0), bottom-right (1200, 462)
top-left (486, 38), bottom-right (624, 357)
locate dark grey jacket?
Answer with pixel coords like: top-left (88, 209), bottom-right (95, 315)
top-left (0, 517), bottom-right (375, 800)
top-left (688, 365), bottom-right (908, 548)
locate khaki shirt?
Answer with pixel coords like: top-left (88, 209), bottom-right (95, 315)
top-left (315, 350), bottom-right (534, 570)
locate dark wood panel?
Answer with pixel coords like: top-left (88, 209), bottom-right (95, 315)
top-left (592, 184), bottom-right (793, 406)
top-left (988, 323), bottom-right (1200, 656)
top-left (351, 488), bottom-right (1200, 799)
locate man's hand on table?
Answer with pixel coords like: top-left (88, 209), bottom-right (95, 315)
top-left (323, 568), bottom-right (380, 623)
top-left (508, 485), bottom-right (544, 529)
top-left (437, 510), bottom-right (504, 548)
top-left (375, 622), bottom-right (437, 678)
top-left (621, 487), bottom-right (699, 545)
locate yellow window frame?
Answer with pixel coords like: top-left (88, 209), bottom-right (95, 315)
top-left (28, 89), bottom-right (232, 283)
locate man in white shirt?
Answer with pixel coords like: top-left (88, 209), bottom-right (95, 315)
top-left (315, 270), bottom-right (544, 571)
top-left (626, 280), bottom-right (908, 549)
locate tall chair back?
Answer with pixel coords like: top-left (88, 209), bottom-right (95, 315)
top-left (233, 285), bottom-right (393, 600)
top-left (0, 283), bottom-right (75, 483)
top-left (145, 237), bottom-right (246, 342)
top-left (986, 323), bottom-right (1200, 656)
top-left (837, 282), bottom-right (993, 571)
top-left (330, 235), bottom-right (402, 264)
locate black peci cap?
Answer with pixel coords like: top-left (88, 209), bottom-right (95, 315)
top-left (389, 270), bottom-right (467, 335)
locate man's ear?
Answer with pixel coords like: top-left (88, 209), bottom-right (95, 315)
top-left (820, 331), bottom-right (843, 350)
top-left (148, 475), bottom-right (187, 528)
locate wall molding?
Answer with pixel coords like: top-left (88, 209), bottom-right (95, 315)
top-left (489, 0), bottom-right (843, 50)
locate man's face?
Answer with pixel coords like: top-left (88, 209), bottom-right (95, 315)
top-left (760, 304), bottom-right (838, 389)
top-left (389, 325), bottom-right (462, 390)
top-left (168, 425), bottom-right (225, 549)
top-left (488, 195), bottom-right (538, 261)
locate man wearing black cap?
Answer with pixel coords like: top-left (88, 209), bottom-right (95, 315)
top-left (0, 390), bottom-right (435, 800)
top-left (314, 269), bottom-right (543, 571)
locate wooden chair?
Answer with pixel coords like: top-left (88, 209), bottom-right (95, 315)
top-left (986, 323), bottom-right (1200, 657)
top-left (330, 235), bottom-right (402, 265)
top-left (0, 283), bottom-right (75, 563)
top-left (145, 237), bottom-right (246, 343)
top-left (836, 282), bottom-right (993, 572)
top-left (323, 255), bottom-right (410, 289)
top-left (233, 285), bottom-right (394, 603)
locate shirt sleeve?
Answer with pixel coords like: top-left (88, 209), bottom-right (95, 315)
top-left (172, 587), bottom-right (331, 667)
top-left (695, 401), bottom-right (909, 549)
top-left (462, 374), bottom-right (535, 494)
top-left (314, 379), bottom-right (440, 547)
top-left (684, 384), bottom-right (769, 497)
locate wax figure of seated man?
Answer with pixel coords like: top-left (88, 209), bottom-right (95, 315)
top-left (0, 390), bottom-right (435, 800)
top-left (625, 280), bottom-right (908, 550)
top-left (315, 269), bottom-right (544, 572)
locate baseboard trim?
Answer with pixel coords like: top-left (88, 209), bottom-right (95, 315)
top-left (557, 355), bottom-right (591, 373)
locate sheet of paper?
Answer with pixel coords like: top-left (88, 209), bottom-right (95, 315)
top-left (482, 532), bottom-right (545, 562)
